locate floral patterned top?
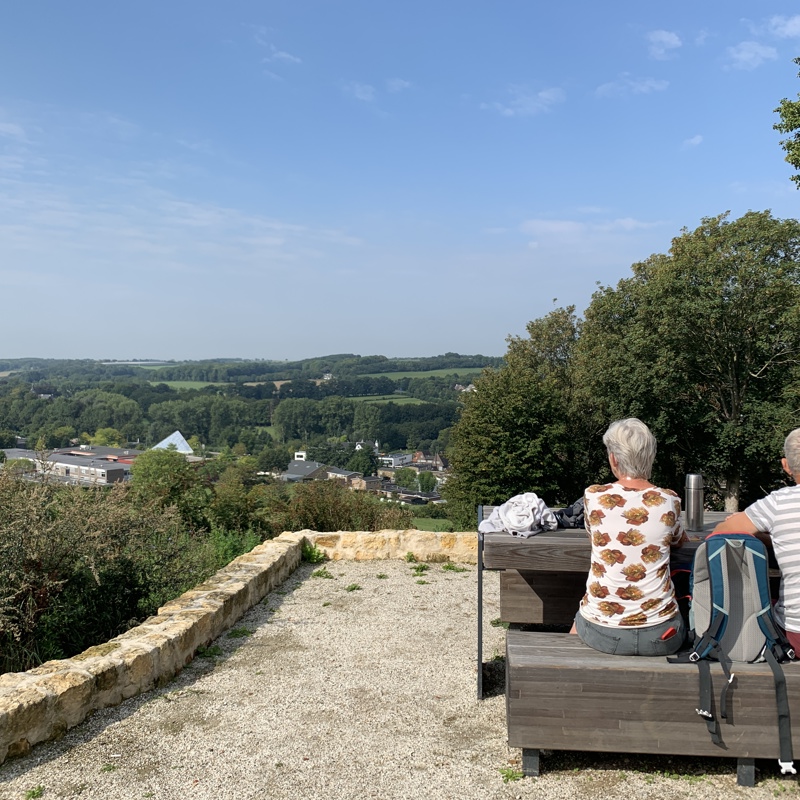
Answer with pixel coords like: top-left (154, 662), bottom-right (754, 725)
top-left (579, 482), bottom-right (687, 628)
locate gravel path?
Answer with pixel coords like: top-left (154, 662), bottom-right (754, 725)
top-left (0, 560), bottom-right (793, 799)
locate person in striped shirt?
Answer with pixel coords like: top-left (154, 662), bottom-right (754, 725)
top-left (714, 428), bottom-right (800, 652)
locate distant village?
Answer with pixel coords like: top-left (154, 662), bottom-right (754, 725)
top-left (1, 432), bottom-right (449, 505)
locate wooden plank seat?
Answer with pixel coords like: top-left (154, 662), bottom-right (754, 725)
top-left (506, 630), bottom-right (800, 786)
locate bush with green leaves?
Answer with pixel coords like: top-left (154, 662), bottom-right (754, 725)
top-left (0, 473), bottom-right (259, 673)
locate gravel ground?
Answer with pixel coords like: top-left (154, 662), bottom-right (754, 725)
top-left (0, 560), bottom-right (796, 800)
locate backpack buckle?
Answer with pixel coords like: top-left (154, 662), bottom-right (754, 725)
top-left (788, 648), bottom-right (796, 660)
top-left (695, 708), bottom-right (713, 719)
top-left (779, 760), bottom-right (796, 775)
top-left (689, 652), bottom-right (700, 663)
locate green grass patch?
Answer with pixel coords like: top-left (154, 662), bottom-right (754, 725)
top-left (344, 583), bottom-right (362, 592)
top-left (499, 767), bottom-right (523, 783)
top-left (412, 517), bottom-right (455, 532)
top-left (24, 788), bottom-right (44, 799)
top-left (196, 644), bottom-right (222, 658)
top-left (312, 567), bottom-right (334, 579)
top-left (302, 541), bottom-right (327, 563)
top-left (442, 562), bottom-right (468, 573)
top-left (227, 627), bottom-right (253, 639)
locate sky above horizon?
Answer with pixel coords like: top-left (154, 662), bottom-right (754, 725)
top-left (2, 2), bottom-right (800, 360)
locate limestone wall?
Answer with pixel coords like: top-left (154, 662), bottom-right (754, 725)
top-left (304, 529), bottom-right (477, 563)
top-left (0, 530), bottom-right (477, 764)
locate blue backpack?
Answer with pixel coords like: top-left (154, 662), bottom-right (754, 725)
top-left (671, 533), bottom-right (796, 774)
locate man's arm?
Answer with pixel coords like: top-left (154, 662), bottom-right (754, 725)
top-left (713, 511), bottom-right (760, 535)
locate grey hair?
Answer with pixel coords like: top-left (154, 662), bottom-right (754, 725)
top-left (602, 418), bottom-right (657, 480)
top-left (785, 429), bottom-right (800, 475)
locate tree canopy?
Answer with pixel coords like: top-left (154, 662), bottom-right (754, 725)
top-left (775, 57), bottom-right (800, 188)
top-left (446, 211), bottom-right (800, 522)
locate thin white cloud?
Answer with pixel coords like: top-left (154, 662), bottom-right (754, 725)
top-left (0, 122), bottom-right (27, 141)
top-left (726, 41), bottom-right (777, 70)
top-left (386, 78), bottom-right (411, 93)
top-left (695, 30), bottom-right (710, 46)
top-left (595, 74), bottom-right (668, 98)
top-left (481, 86), bottom-right (565, 117)
top-left (265, 44), bottom-right (302, 64)
top-left (767, 15), bottom-right (800, 38)
top-left (342, 82), bottom-right (376, 102)
top-left (682, 134), bottom-right (703, 149)
top-left (647, 30), bottom-right (682, 60)
top-left (520, 216), bottom-right (663, 238)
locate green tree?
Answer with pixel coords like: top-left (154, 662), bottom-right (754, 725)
top-left (394, 467), bottom-right (418, 490)
top-left (443, 307), bottom-right (584, 529)
top-left (576, 211), bottom-right (800, 510)
top-left (775, 57), bottom-right (800, 188)
top-left (417, 470), bottom-right (437, 492)
top-left (130, 448), bottom-right (209, 527)
top-left (346, 448), bottom-right (378, 476)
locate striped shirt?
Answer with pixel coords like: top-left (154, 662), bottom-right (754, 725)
top-left (745, 485), bottom-right (800, 632)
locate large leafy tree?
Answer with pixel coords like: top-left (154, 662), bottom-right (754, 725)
top-left (577, 211), bottom-right (800, 510)
top-left (444, 307), bottom-right (585, 528)
top-left (775, 57), bottom-right (800, 188)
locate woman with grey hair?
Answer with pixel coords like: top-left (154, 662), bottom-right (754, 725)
top-left (576, 418), bottom-right (688, 656)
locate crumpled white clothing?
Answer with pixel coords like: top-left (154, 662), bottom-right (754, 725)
top-left (478, 492), bottom-right (558, 538)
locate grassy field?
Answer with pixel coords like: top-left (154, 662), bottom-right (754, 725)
top-left (148, 380), bottom-right (223, 390)
top-left (361, 368), bottom-right (485, 379)
top-left (350, 394), bottom-right (427, 405)
top-left (412, 517), bottom-right (455, 532)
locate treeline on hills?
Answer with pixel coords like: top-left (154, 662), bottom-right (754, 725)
top-left (0, 352), bottom-right (501, 384)
top-left (0, 451), bottom-right (413, 673)
top-left (0, 377), bottom-right (457, 457)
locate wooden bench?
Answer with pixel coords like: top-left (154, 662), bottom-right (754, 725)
top-left (476, 505), bottom-right (730, 697)
top-left (507, 630), bottom-right (800, 786)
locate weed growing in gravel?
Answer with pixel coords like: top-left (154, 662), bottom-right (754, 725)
top-left (404, 552), bottom-right (418, 563)
top-left (322, 602), bottom-right (332, 607)
top-left (196, 644), bottom-right (222, 658)
top-left (499, 767), bottom-right (523, 783)
top-left (376, 573), bottom-right (388, 579)
top-left (302, 542), bottom-right (327, 563)
top-left (312, 567), bottom-right (334, 579)
top-left (227, 627), bottom-right (253, 639)
top-left (442, 562), bottom-right (468, 573)
top-left (25, 788), bottom-right (44, 800)
top-left (416, 579), bottom-right (429, 585)
top-left (490, 618), bottom-right (510, 629)
top-left (411, 563), bottom-right (429, 575)
top-left (345, 583), bottom-right (362, 592)
top-left (100, 764), bottom-right (117, 773)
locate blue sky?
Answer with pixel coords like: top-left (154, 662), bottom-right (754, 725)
top-left (2, 2), bottom-right (800, 360)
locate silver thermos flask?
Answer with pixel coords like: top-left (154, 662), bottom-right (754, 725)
top-left (685, 473), bottom-right (704, 532)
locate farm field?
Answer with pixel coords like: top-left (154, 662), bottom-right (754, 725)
top-left (361, 368), bottom-right (484, 379)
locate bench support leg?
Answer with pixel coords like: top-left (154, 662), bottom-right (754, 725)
top-left (522, 748), bottom-right (540, 777)
top-left (477, 529), bottom-right (484, 700)
top-left (737, 758), bottom-right (755, 787)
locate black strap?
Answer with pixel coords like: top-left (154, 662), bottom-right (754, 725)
top-left (696, 658), bottom-right (721, 744)
top-left (764, 647), bottom-right (795, 771)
